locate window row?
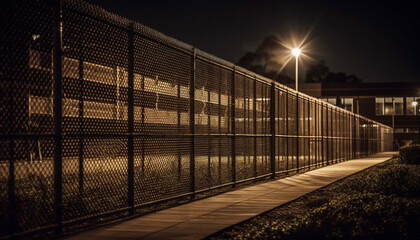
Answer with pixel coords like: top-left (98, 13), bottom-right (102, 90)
top-left (375, 97), bottom-right (419, 115)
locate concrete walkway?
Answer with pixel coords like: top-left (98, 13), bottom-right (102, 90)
top-left (64, 152), bottom-right (396, 240)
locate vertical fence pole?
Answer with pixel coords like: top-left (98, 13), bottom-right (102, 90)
top-left (177, 68), bottom-right (182, 180)
top-left (190, 48), bottom-right (196, 194)
top-left (270, 82), bottom-right (276, 179)
top-left (141, 76), bottom-right (145, 173)
top-left (218, 71), bottom-right (222, 183)
top-left (333, 109), bottom-right (335, 160)
top-left (337, 111), bottom-right (339, 162)
top-left (346, 113), bottom-right (348, 159)
top-left (333, 109), bottom-right (336, 161)
top-left (332, 109), bottom-right (334, 163)
top-left (53, 0), bottom-right (63, 234)
top-left (296, 93), bottom-right (299, 172)
top-left (326, 105), bottom-right (329, 165)
top-left (353, 115), bottom-right (356, 159)
top-left (314, 101), bottom-right (317, 166)
top-left (6, 34), bottom-right (16, 235)
top-left (307, 100), bottom-right (310, 169)
top-left (285, 90), bottom-right (289, 172)
top-left (208, 79), bottom-right (211, 178)
top-left (8, 93), bottom-right (16, 236)
top-left (321, 103), bottom-right (324, 165)
top-left (253, 77), bottom-right (257, 179)
top-left (231, 68), bottom-right (236, 187)
top-left (78, 57), bottom-right (84, 198)
top-left (348, 112), bottom-right (351, 159)
top-left (127, 22), bottom-right (135, 215)
top-left (332, 108), bottom-right (335, 162)
top-left (8, 140), bottom-right (15, 236)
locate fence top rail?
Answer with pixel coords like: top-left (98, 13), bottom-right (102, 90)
top-left (61, 0), bottom-right (391, 131)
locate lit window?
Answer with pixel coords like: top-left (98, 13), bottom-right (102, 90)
top-left (406, 97), bottom-right (420, 115)
top-left (29, 49), bottom-right (51, 71)
top-left (343, 98), bottom-right (353, 112)
top-left (384, 98), bottom-right (393, 115)
top-left (375, 98), bottom-right (384, 115)
top-left (407, 128), bottom-right (419, 133)
top-left (394, 128), bottom-right (405, 133)
top-left (394, 97), bottom-right (403, 115)
top-left (327, 98), bottom-right (336, 105)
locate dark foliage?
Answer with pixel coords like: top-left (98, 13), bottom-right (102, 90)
top-left (305, 61), bottom-right (363, 83)
top-left (209, 159), bottom-right (420, 240)
top-left (281, 193), bottom-right (420, 240)
top-left (399, 144), bottom-right (420, 164)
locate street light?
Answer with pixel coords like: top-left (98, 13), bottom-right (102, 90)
top-left (413, 100), bottom-right (420, 142)
top-left (291, 48), bottom-right (301, 91)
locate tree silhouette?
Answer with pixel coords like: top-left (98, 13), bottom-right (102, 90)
top-left (305, 60), bottom-right (363, 83)
top-left (237, 36), bottom-right (362, 85)
top-left (237, 35), bottom-right (294, 84)
top-left (305, 60), bottom-right (329, 83)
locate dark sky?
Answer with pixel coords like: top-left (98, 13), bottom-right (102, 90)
top-left (86, 0), bottom-right (420, 83)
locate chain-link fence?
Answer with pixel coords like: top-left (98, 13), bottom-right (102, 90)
top-left (0, 0), bottom-right (393, 238)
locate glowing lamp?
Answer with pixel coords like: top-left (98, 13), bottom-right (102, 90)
top-left (292, 48), bottom-right (301, 57)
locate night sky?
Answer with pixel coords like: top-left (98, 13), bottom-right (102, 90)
top-left (86, 0), bottom-right (420, 83)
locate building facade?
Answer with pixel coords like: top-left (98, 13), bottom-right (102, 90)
top-left (296, 82), bottom-right (420, 148)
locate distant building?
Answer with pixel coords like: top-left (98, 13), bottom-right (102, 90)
top-left (295, 82), bottom-right (420, 149)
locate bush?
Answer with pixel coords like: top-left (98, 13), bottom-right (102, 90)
top-left (334, 164), bottom-right (420, 198)
top-left (399, 144), bottom-right (420, 164)
top-left (210, 159), bottom-right (420, 240)
top-left (282, 193), bottom-right (420, 240)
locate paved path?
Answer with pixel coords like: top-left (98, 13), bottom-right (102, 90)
top-left (64, 152), bottom-right (396, 240)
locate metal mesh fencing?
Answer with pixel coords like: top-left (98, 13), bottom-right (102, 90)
top-left (0, 0), bottom-right (394, 238)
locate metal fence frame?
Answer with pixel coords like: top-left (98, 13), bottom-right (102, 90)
top-left (0, 0), bottom-right (393, 238)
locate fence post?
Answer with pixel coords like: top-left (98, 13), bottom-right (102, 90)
top-left (8, 119), bottom-right (16, 236)
top-left (296, 93), bottom-right (299, 172)
top-left (285, 90), bottom-right (289, 172)
top-left (353, 114), bottom-right (356, 159)
top-left (321, 102), bottom-right (324, 165)
top-left (307, 99), bottom-right (310, 169)
top-left (218, 71), bottom-right (222, 182)
top-left (6, 32), bottom-right (16, 236)
top-left (127, 22), bottom-right (135, 215)
top-left (333, 108), bottom-right (335, 161)
top-left (53, 0), bottom-right (63, 234)
top-left (348, 112), bottom-right (351, 159)
top-left (78, 55), bottom-right (84, 199)
top-left (314, 101), bottom-right (317, 166)
top-left (253, 77), bottom-right (257, 179)
top-left (231, 68), bottom-right (236, 187)
top-left (270, 82), bottom-right (276, 179)
top-left (326, 105), bottom-right (330, 164)
top-left (177, 68), bottom-right (182, 181)
top-left (190, 48), bottom-right (196, 195)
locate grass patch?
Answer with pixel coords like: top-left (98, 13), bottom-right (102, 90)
top-left (208, 158), bottom-right (420, 240)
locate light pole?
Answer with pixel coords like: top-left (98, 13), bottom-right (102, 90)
top-left (413, 100), bottom-right (419, 142)
top-left (412, 100), bottom-right (418, 115)
top-left (392, 97), bottom-right (395, 150)
top-left (292, 48), bottom-right (301, 91)
top-left (392, 97), bottom-right (395, 129)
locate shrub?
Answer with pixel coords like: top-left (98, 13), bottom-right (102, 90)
top-left (210, 159), bottom-right (420, 240)
top-left (334, 164), bottom-right (420, 198)
top-left (398, 144), bottom-right (420, 164)
top-left (282, 193), bottom-right (420, 240)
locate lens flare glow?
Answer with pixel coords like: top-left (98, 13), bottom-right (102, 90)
top-left (269, 24), bottom-right (319, 77)
top-left (292, 48), bottom-right (301, 57)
